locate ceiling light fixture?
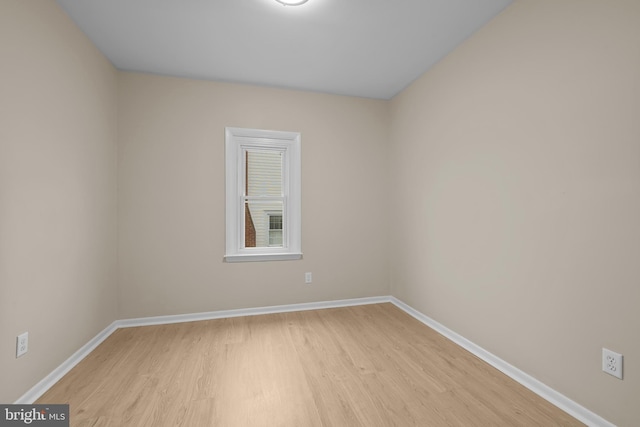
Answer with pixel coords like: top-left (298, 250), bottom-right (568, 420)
top-left (275, 0), bottom-right (309, 6)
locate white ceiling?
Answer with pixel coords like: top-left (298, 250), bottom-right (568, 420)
top-left (56, 0), bottom-right (512, 100)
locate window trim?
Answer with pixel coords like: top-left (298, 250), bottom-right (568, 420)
top-left (224, 127), bottom-right (302, 262)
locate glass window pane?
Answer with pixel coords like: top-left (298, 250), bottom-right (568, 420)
top-left (244, 201), bottom-right (284, 248)
top-left (269, 214), bottom-right (283, 246)
top-left (269, 229), bottom-right (283, 246)
top-left (269, 215), bottom-right (282, 230)
top-left (245, 149), bottom-right (283, 197)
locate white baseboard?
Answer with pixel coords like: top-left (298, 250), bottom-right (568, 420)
top-left (117, 295), bottom-right (391, 328)
top-left (389, 297), bottom-right (615, 427)
top-left (14, 321), bottom-right (119, 404)
top-left (15, 294), bottom-right (613, 427)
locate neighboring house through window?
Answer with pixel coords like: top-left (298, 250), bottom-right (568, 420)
top-left (225, 127), bottom-right (301, 262)
top-left (268, 212), bottom-right (283, 246)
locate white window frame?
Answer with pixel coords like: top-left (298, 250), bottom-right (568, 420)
top-left (225, 127), bottom-right (302, 262)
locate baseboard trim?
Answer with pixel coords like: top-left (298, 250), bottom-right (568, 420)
top-left (14, 321), bottom-right (119, 404)
top-left (389, 296), bottom-right (614, 427)
top-left (116, 296), bottom-right (391, 328)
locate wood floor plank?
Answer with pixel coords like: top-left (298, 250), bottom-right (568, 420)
top-left (37, 303), bottom-right (584, 426)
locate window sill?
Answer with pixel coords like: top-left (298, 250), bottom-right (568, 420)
top-left (224, 252), bottom-right (303, 263)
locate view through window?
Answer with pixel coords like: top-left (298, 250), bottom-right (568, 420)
top-left (244, 149), bottom-right (284, 248)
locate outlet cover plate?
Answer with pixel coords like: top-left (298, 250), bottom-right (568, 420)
top-left (602, 348), bottom-right (623, 379)
top-left (16, 332), bottom-right (28, 358)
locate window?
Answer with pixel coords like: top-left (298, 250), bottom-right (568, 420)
top-left (225, 127), bottom-right (301, 262)
top-left (268, 213), bottom-right (283, 246)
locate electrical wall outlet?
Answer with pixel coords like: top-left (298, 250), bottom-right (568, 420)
top-left (16, 332), bottom-right (28, 358)
top-left (602, 348), bottom-right (623, 379)
top-left (305, 272), bottom-right (312, 284)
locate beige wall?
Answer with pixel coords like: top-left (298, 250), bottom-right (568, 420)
top-left (390, 0), bottom-right (640, 425)
top-left (0, 0), bottom-right (118, 403)
top-left (117, 72), bottom-right (390, 318)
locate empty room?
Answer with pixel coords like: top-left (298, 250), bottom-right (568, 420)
top-left (1, 0), bottom-right (638, 426)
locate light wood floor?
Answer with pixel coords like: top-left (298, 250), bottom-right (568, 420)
top-left (37, 303), bottom-right (583, 426)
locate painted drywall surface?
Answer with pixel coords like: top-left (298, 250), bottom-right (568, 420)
top-left (0, 0), bottom-right (118, 403)
top-left (390, 0), bottom-right (640, 425)
top-left (117, 72), bottom-right (390, 318)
